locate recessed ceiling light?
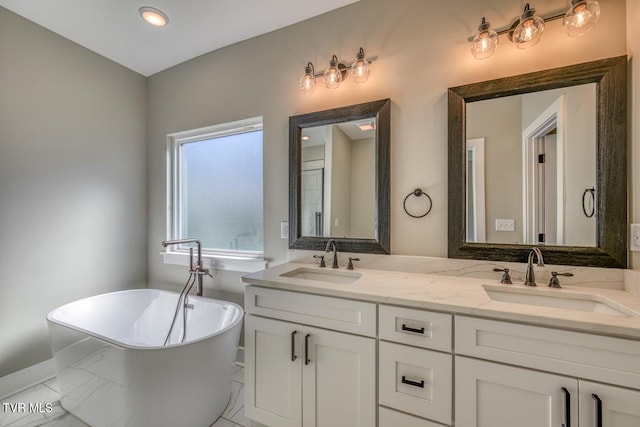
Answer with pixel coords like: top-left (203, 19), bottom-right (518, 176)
top-left (139, 6), bottom-right (169, 27)
top-left (302, 135), bottom-right (310, 141)
top-left (355, 120), bottom-right (376, 131)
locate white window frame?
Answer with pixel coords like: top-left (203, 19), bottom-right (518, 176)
top-left (163, 116), bottom-right (267, 273)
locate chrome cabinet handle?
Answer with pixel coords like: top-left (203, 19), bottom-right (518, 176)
top-left (304, 334), bottom-right (311, 365)
top-left (401, 375), bottom-right (425, 388)
top-left (291, 331), bottom-right (297, 362)
top-left (561, 387), bottom-right (571, 427)
top-left (592, 394), bottom-right (602, 427)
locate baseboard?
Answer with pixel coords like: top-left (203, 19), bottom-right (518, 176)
top-left (0, 359), bottom-right (55, 400)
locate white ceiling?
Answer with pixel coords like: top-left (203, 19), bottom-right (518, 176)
top-left (0, 0), bottom-right (359, 76)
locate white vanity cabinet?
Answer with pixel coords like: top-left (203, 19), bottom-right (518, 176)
top-left (455, 316), bottom-right (640, 427)
top-left (242, 268), bottom-right (640, 427)
top-left (244, 286), bottom-right (376, 427)
top-left (378, 305), bottom-right (453, 426)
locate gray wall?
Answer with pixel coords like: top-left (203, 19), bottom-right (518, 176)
top-left (0, 8), bottom-right (147, 376)
top-left (329, 125), bottom-right (352, 237)
top-left (467, 96), bottom-right (523, 244)
top-left (350, 138), bottom-right (375, 238)
top-left (146, 0), bottom-right (627, 302)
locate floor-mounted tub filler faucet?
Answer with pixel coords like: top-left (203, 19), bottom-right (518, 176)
top-left (161, 238), bottom-right (211, 297)
top-left (161, 239), bottom-right (213, 345)
top-left (325, 239), bottom-right (339, 268)
top-left (524, 247), bottom-right (545, 286)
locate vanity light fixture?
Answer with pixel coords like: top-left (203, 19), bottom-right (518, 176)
top-left (139, 6), bottom-right (169, 27)
top-left (351, 48), bottom-right (371, 83)
top-left (323, 55), bottom-right (344, 89)
top-left (469, 2), bottom-right (601, 59)
top-left (511, 4), bottom-right (545, 49)
top-left (298, 48), bottom-right (373, 94)
top-left (563, 0), bottom-right (600, 37)
top-left (299, 62), bottom-right (317, 95)
top-left (470, 17), bottom-right (499, 59)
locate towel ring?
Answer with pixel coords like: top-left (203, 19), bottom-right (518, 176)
top-left (403, 189), bottom-right (433, 218)
top-left (582, 187), bottom-right (595, 218)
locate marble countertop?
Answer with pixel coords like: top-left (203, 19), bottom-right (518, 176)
top-left (242, 262), bottom-right (640, 340)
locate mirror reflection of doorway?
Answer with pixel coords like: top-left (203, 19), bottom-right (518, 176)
top-left (301, 163), bottom-right (324, 236)
top-left (466, 138), bottom-right (486, 243)
top-left (522, 95), bottom-right (564, 245)
top-left (535, 133), bottom-right (558, 245)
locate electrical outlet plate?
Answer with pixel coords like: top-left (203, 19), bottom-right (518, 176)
top-left (631, 224), bottom-right (640, 252)
top-left (495, 219), bottom-right (515, 232)
top-left (281, 221), bottom-right (289, 239)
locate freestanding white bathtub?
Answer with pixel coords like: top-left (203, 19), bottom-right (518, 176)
top-left (47, 289), bottom-right (243, 427)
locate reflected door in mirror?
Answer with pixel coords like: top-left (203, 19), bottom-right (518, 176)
top-left (466, 83), bottom-right (596, 247)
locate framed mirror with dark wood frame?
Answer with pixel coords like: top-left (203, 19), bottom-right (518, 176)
top-left (289, 98), bottom-right (390, 254)
top-left (448, 56), bottom-right (627, 268)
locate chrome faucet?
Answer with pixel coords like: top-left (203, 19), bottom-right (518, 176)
top-left (524, 247), bottom-right (545, 286)
top-left (161, 239), bottom-right (212, 296)
top-left (325, 239), bottom-right (339, 268)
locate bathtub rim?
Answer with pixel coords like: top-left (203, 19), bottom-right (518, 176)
top-left (46, 288), bottom-right (244, 351)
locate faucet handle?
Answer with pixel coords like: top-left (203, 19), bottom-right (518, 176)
top-left (548, 271), bottom-right (573, 288)
top-left (347, 257), bottom-right (360, 270)
top-left (493, 268), bottom-right (512, 284)
top-left (313, 255), bottom-right (326, 268)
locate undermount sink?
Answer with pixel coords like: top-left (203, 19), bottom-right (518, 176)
top-left (483, 284), bottom-right (638, 317)
top-left (280, 268), bottom-right (362, 284)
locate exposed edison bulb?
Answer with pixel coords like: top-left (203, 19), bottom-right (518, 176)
top-left (323, 55), bottom-right (343, 89)
top-left (299, 62), bottom-right (316, 94)
top-left (563, 0), bottom-right (600, 37)
top-left (512, 4), bottom-right (545, 49)
top-left (470, 17), bottom-right (499, 60)
top-left (350, 48), bottom-right (371, 83)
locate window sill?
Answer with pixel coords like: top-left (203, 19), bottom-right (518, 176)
top-left (161, 251), bottom-right (268, 273)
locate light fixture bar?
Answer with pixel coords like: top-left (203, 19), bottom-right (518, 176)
top-left (310, 56), bottom-right (376, 78)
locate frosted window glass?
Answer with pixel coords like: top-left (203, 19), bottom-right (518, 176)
top-left (179, 130), bottom-right (263, 252)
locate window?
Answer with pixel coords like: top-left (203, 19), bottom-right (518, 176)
top-left (166, 117), bottom-right (264, 267)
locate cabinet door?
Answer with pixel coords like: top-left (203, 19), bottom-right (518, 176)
top-left (302, 326), bottom-right (376, 427)
top-left (245, 315), bottom-right (302, 427)
top-left (580, 381), bottom-right (640, 427)
top-left (456, 357), bottom-right (577, 427)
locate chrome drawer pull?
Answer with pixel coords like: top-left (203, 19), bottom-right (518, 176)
top-left (401, 375), bottom-right (425, 388)
top-left (401, 324), bottom-right (425, 334)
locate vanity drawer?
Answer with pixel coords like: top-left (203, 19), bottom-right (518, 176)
top-left (379, 341), bottom-right (452, 424)
top-left (455, 316), bottom-right (640, 389)
top-left (245, 286), bottom-right (376, 337)
top-left (379, 305), bottom-right (451, 351)
top-left (379, 406), bottom-right (445, 427)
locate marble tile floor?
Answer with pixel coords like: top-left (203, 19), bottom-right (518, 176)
top-left (0, 365), bottom-right (255, 427)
